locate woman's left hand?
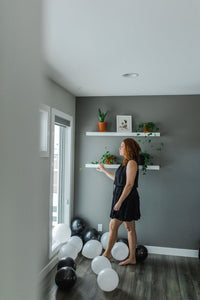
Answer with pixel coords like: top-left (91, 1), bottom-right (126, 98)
top-left (113, 201), bottom-right (122, 211)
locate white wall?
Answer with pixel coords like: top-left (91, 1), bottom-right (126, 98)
top-left (0, 1), bottom-right (75, 299)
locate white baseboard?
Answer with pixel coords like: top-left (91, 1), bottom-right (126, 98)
top-left (39, 255), bottom-right (59, 282)
top-left (145, 245), bottom-right (199, 258)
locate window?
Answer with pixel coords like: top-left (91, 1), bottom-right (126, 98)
top-left (49, 109), bottom-right (73, 258)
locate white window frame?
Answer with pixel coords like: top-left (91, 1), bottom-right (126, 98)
top-left (39, 104), bottom-right (50, 157)
top-left (49, 108), bottom-right (73, 258)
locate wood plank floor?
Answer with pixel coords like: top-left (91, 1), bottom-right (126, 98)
top-left (40, 254), bottom-right (200, 300)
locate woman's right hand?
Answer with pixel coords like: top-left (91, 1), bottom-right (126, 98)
top-left (96, 163), bottom-right (105, 172)
top-left (96, 164), bottom-right (115, 180)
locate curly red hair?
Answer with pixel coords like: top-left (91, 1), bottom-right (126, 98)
top-left (122, 138), bottom-right (141, 166)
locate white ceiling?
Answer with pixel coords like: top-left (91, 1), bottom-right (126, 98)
top-left (44, 0), bottom-right (200, 97)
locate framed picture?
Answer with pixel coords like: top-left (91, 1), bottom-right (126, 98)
top-left (116, 115), bottom-right (132, 132)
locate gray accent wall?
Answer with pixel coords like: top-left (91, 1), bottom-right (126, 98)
top-left (75, 96), bottom-right (200, 250)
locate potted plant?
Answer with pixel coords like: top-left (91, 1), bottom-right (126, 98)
top-left (100, 151), bottom-right (117, 164)
top-left (91, 150), bottom-right (117, 165)
top-left (139, 152), bottom-right (153, 175)
top-left (136, 122), bottom-right (164, 153)
top-left (98, 109), bottom-right (108, 132)
top-left (136, 122), bottom-right (159, 133)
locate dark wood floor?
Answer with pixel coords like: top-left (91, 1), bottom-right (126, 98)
top-left (40, 254), bottom-right (200, 300)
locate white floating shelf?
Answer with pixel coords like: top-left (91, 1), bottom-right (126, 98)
top-left (86, 132), bottom-right (160, 137)
top-left (85, 164), bottom-right (160, 170)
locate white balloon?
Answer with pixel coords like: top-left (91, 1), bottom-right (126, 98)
top-left (97, 268), bottom-right (119, 292)
top-left (91, 256), bottom-right (112, 275)
top-left (67, 236), bottom-right (83, 253)
top-left (111, 242), bottom-right (129, 261)
top-left (100, 232), bottom-right (109, 249)
top-left (58, 243), bottom-right (78, 260)
top-left (82, 240), bottom-right (102, 259)
top-left (52, 223), bottom-right (71, 244)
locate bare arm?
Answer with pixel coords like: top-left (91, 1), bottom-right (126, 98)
top-left (114, 160), bottom-right (137, 211)
top-left (96, 164), bottom-right (115, 181)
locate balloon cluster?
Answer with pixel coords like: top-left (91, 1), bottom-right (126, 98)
top-left (53, 218), bottom-right (148, 292)
top-left (55, 234), bottom-right (83, 290)
top-left (101, 232), bottom-right (129, 261)
top-left (80, 231), bottom-right (128, 292)
top-left (70, 218), bottom-right (102, 259)
top-left (70, 218), bottom-right (119, 292)
top-left (58, 235), bottom-right (83, 260)
top-left (91, 256), bottom-right (119, 292)
top-left (53, 221), bottom-right (84, 291)
top-left (55, 236), bottom-right (83, 290)
top-left (70, 218), bottom-right (148, 264)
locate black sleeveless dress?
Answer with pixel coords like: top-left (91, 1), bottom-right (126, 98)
top-left (110, 163), bottom-right (141, 221)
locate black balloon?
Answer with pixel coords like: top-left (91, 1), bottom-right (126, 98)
top-left (136, 245), bottom-right (148, 262)
top-left (55, 267), bottom-right (77, 290)
top-left (57, 257), bottom-right (76, 271)
top-left (71, 217), bottom-right (86, 234)
top-left (83, 228), bottom-right (101, 244)
top-left (118, 238), bottom-right (129, 246)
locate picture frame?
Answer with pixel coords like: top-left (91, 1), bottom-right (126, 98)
top-left (116, 115), bottom-right (132, 132)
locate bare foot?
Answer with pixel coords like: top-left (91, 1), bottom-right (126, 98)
top-left (119, 258), bottom-right (136, 266)
top-left (102, 251), bottom-right (112, 260)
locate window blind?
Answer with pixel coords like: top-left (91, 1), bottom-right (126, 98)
top-left (55, 116), bottom-right (70, 127)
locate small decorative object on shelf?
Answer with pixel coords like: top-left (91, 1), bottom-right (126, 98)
top-left (98, 109), bottom-right (108, 132)
top-left (116, 115), bottom-right (132, 132)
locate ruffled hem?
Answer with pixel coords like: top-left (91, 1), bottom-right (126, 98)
top-left (110, 211), bottom-right (141, 222)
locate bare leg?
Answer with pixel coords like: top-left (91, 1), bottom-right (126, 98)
top-left (102, 218), bottom-right (122, 259)
top-left (119, 220), bottom-right (137, 266)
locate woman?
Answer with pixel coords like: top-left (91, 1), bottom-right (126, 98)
top-left (96, 138), bottom-right (141, 266)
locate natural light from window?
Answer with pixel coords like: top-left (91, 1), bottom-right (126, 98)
top-left (50, 109), bottom-right (73, 258)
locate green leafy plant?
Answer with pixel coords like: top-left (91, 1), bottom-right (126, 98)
top-left (136, 122), bottom-right (164, 152)
top-left (136, 122), bottom-right (159, 133)
top-left (90, 161), bottom-right (99, 165)
top-left (137, 138), bottom-right (164, 151)
top-left (91, 149), bottom-right (117, 165)
top-left (98, 109), bottom-right (108, 122)
top-left (139, 151), bottom-right (153, 175)
top-left (100, 151), bottom-right (117, 164)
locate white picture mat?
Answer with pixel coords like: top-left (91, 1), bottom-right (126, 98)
top-left (116, 115), bottom-right (132, 132)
